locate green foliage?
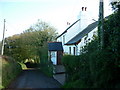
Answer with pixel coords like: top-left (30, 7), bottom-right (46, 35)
top-left (1, 56), bottom-right (22, 88)
top-left (111, 1), bottom-right (120, 11)
top-left (39, 42), bottom-right (53, 77)
top-left (62, 54), bottom-right (91, 88)
top-left (62, 80), bottom-right (84, 88)
top-left (4, 20), bottom-right (58, 63)
top-left (89, 50), bottom-right (117, 88)
top-left (104, 8), bottom-right (120, 66)
top-left (62, 50), bottom-right (120, 88)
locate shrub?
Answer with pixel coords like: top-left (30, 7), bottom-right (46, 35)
top-left (62, 54), bottom-right (92, 88)
top-left (62, 49), bottom-right (120, 88)
top-left (1, 56), bottom-right (22, 89)
top-left (39, 42), bottom-right (53, 77)
top-left (89, 50), bottom-right (120, 88)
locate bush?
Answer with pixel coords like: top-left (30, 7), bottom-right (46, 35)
top-left (40, 60), bottom-right (53, 77)
top-left (62, 54), bottom-right (91, 88)
top-left (62, 49), bottom-right (120, 88)
top-left (89, 50), bottom-right (120, 88)
top-left (1, 56), bottom-right (22, 89)
top-left (39, 42), bottom-right (53, 77)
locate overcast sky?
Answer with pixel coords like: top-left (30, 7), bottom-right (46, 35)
top-left (0, 0), bottom-right (113, 41)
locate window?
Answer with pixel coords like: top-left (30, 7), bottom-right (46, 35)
top-left (73, 47), bottom-right (76, 55)
top-left (69, 47), bottom-right (71, 55)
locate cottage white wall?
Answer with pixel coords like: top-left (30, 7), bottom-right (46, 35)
top-left (63, 45), bottom-right (69, 54)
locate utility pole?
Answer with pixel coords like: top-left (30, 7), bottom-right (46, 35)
top-left (98, 0), bottom-right (104, 49)
top-left (1, 19), bottom-right (6, 55)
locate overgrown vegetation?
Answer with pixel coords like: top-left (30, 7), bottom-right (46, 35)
top-left (62, 1), bottom-right (120, 88)
top-left (39, 42), bottom-right (53, 77)
top-left (1, 56), bottom-right (22, 89)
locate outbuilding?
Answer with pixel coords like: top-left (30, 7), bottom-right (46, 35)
top-left (48, 42), bottom-right (63, 65)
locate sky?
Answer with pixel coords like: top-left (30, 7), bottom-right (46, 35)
top-left (0, 0), bottom-right (113, 41)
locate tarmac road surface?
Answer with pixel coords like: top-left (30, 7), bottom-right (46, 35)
top-left (7, 68), bottom-right (61, 89)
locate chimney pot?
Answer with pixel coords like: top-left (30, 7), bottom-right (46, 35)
top-left (85, 7), bottom-right (87, 11)
top-left (82, 7), bottom-right (84, 11)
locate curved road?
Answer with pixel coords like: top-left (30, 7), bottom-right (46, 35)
top-left (7, 69), bottom-right (61, 89)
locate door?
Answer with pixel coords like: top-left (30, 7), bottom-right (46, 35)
top-left (57, 51), bottom-right (63, 65)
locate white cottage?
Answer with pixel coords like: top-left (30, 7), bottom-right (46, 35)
top-left (57, 7), bottom-right (98, 55)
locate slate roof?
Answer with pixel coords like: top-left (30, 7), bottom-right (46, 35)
top-left (65, 21), bottom-right (98, 45)
top-left (56, 19), bottom-right (80, 39)
top-left (48, 42), bottom-right (63, 51)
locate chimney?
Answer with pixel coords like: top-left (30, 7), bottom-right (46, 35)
top-left (85, 7), bottom-right (87, 11)
top-left (67, 22), bottom-right (70, 25)
top-left (82, 7), bottom-right (84, 11)
top-left (82, 7), bottom-right (87, 11)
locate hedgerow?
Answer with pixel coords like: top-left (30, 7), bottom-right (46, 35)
top-left (62, 49), bottom-right (120, 88)
top-left (1, 56), bottom-right (22, 89)
top-left (39, 42), bottom-right (53, 77)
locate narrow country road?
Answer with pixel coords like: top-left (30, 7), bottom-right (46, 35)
top-left (7, 69), bottom-right (61, 89)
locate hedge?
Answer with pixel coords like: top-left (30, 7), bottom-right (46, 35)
top-left (1, 56), bottom-right (22, 89)
top-left (62, 50), bottom-right (120, 88)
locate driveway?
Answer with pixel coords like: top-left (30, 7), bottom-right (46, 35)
top-left (7, 68), bottom-right (61, 89)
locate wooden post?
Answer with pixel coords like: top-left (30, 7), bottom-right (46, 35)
top-left (1, 19), bottom-right (6, 55)
top-left (98, 0), bottom-right (104, 49)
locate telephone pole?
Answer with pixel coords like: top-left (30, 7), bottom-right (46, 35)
top-left (98, 0), bottom-right (104, 49)
top-left (1, 19), bottom-right (6, 55)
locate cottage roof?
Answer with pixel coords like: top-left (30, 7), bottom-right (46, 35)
top-left (48, 42), bottom-right (63, 51)
top-left (65, 21), bottom-right (98, 45)
top-left (56, 19), bottom-right (80, 39)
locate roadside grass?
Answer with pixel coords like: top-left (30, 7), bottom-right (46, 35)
top-left (1, 56), bottom-right (22, 89)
